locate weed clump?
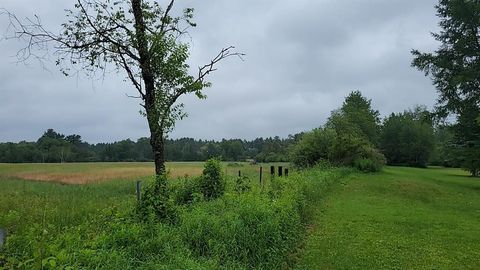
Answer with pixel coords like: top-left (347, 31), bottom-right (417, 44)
top-left (234, 175), bottom-right (251, 193)
top-left (173, 176), bottom-right (203, 205)
top-left (137, 174), bottom-right (177, 223)
top-left (199, 158), bottom-right (225, 200)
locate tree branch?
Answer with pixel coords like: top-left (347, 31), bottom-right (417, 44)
top-left (118, 48), bottom-right (144, 98)
top-left (167, 46), bottom-right (244, 107)
top-left (160, 0), bottom-right (175, 34)
top-left (75, 0), bottom-right (139, 61)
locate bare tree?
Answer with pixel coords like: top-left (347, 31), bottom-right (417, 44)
top-left (2, 0), bottom-right (242, 175)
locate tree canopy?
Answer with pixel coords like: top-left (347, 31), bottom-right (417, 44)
top-left (326, 90), bottom-right (381, 145)
top-left (380, 107), bottom-right (435, 168)
top-left (3, 0), bottom-right (242, 175)
top-left (0, 129), bottom-right (295, 163)
top-left (412, 0), bottom-right (480, 176)
top-left (291, 91), bottom-right (386, 172)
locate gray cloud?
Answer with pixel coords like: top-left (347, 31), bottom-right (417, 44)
top-left (0, 0), bottom-right (439, 143)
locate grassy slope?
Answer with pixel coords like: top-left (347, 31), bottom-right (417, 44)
top-left (295, 166), bottom-right (480, 269)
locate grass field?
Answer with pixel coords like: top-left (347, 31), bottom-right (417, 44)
top-left (295, 166), bottom-right (480, 269)
top-left (0, 161), bottom-right (289, 235)
top-left (0, 161), bottom-right (301, 269)
top-left (1, 164), bottom-right (479, 269)
top-left (0, 162), bottom-right (287, 184)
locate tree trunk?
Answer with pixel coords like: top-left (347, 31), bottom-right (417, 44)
top-left (150, 125), bottom-right (166, 175)
top-left (145, 94), bottom-right (166, 175)
top-left (131, 0), bottom-right (166, 175)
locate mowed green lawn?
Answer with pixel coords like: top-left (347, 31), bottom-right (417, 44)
top-left (295, 166), bottom-right (480, 269)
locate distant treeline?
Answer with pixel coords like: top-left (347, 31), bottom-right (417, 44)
top-left (0, 129), bottom-right (300, 163)
top-left (0, 91), bottom-right (468, 170)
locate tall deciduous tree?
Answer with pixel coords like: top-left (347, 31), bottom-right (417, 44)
top-left (412, 0), bottom-right (480, 175)
top-left (326, 90), bottom-right (381, 145)
top-left (2, 0), bottom-right (242, 175)
top-left (380, 107), bottom-right (435, 168)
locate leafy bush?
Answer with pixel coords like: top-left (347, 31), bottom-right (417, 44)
top-left (290, 128), bottom-right (337, 168)
top-left (356, 144), bottom-right (386, 172)
top-left (329, 135), bottom-right (366, 165)
top-left (379, 107), bottom-right (434, 167)
top-left (291, 129), bottom-right (385, 172)
top-left (234, 175), bottom-right (251, 193)
top-left (199, 158), bottom-right (225, 200)
top-left (354, 158), bottom-right (380, 172)
top-left (173, 176), bottom-right (204, 205)
top-left (137, 174), bottom-right (177, 222)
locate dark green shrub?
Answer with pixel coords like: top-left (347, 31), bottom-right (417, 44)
top-left (352, 144), bottom-right (386, 172)
top-left (199, 158), bottom-right (225, 200)
top-left (354, 158), bottom-right (379, 172)
top-left (330, 135), bottom-right (386, 172)
top-left (174, 176), bottom-right (204, 205)
top-left (137, 174), bottom-right (177, 222)
top-left (291, 128), bottom-right (385, 172)
top-left (380, 109), bottom-right (435, 167)
top-left (290, 128), bottom-right (337, 168)
top-left (234, 175), bottom-right (251, 193)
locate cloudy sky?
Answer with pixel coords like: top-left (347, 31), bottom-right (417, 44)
top-left (0, 0), bottom-right (440, 143)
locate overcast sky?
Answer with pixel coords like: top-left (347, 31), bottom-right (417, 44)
top-left (0, 0), bottom-right (440, 143)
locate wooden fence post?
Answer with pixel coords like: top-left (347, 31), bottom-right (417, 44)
top-left (0, 228), bottom-right (5, 250)
top-left (136, 181), bottom-right (142, 203)
top-left (259, 166), bottom-right (263, 184)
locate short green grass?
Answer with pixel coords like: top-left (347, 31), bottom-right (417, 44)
top-left (295, 166), bottom-right (480, 269)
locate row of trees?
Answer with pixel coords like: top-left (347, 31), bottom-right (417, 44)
top-left (291, 91), bottom-right (386, 172)
top-left (290, 0), bottom-right (480, 176)
top-left (0, 90), bottom-right (469, 173)
top-left (0, 129), bottom-right (295, 163)
top-left (0, 91), bottom-right (473, 175)
top-left (290, 91), bottom-right (462, 171)
top-left (290, 89), bottom-right (477, 177)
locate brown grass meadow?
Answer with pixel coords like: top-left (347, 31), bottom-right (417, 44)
top-left (0, 162), bottom-right (287, 184)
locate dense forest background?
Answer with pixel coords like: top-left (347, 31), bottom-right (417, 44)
top-left (0, 92), bottom-right (462, 169)
top-left (0, 128), bottom-right (297, 163)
